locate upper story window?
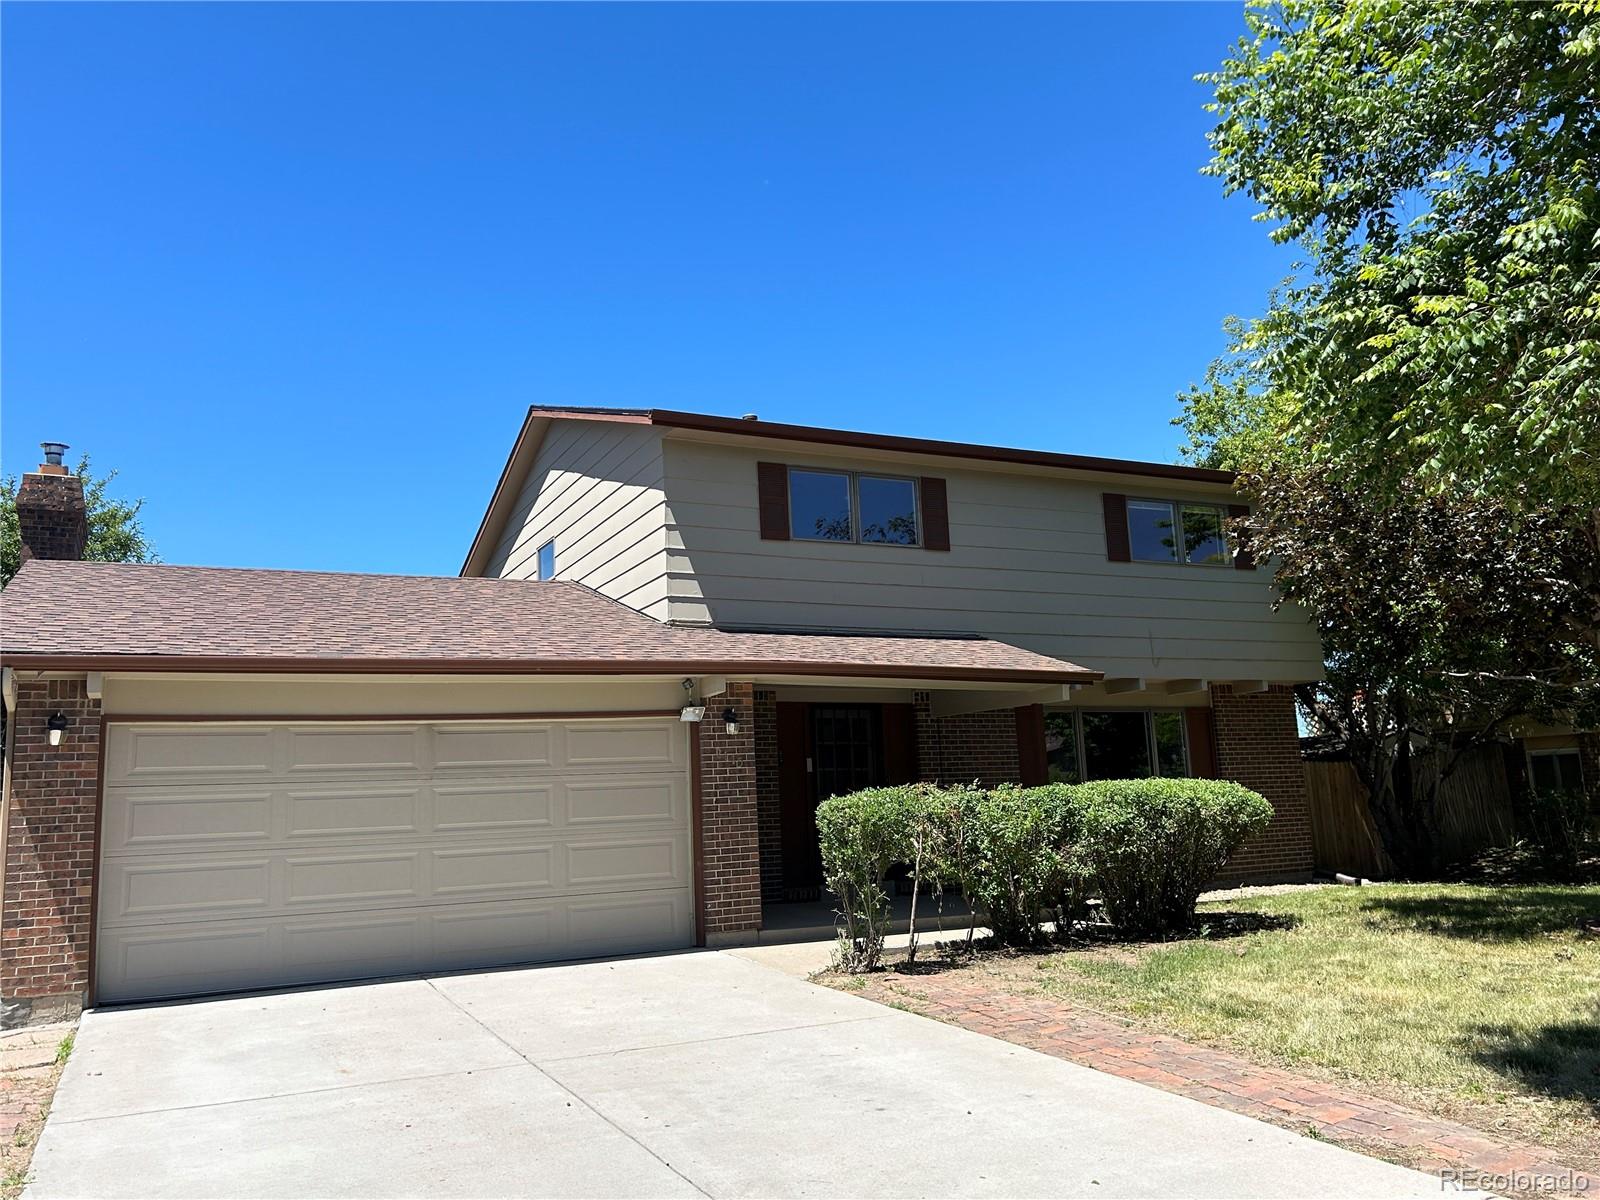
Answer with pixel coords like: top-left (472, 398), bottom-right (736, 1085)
top-left (1128, 499), bottom-right (1230, 566)
top-left (789, 470), bottom-right (854, 541)
top-left (788, 469), bottom-right (919, 546)
top-left (536, 539), bottom-right (555, 580)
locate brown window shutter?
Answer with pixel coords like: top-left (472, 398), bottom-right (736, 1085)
top-left (919, 477), bottom-right (950, 551)
top-left (1102, 493), bottom-right (1131, 562)
top-left (1228, 503), bottom-right (1256, 570)
top-left (1184, 707), bottom-right (1217, 778)
top-left (757, 462), bottom-right (790, 540)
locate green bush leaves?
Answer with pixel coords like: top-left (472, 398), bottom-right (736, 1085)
top-left (816, 778), bottom-right (1273, 971)
top-left (1073, 778), bottom-right (1273, 938)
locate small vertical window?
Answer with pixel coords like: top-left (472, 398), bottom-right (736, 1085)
top-left (1128, 499), bottom-right (1180, 563)
top-left (1045, 711), bottom-right (1081, 784)
top-left (789, 470), bottom-right (853, 541)
top-left (1153, 711), bottom-right (1190, 777)
top-left (536, 540), bottom-right (555, 581)
top-left (1180, 505), bottom-right (1229, 565)
top-left (858, 476), bottom-right (919, 545)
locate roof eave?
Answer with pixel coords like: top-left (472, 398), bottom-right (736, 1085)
top-left (0, 652), bottom-right (1100, 686)
top-left (524, 405), bottom-right (1237, 487)
top-left (459, 409), bottom-right (550, 578)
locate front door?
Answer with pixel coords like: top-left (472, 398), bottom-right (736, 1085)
top-left (778, 705), bottom-right (886, 896)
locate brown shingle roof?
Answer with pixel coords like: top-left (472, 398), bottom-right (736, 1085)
top-left (1, 561), bottom-right (1097, 684)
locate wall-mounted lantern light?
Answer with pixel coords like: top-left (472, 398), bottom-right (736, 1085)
top-left (722, 707), bottom-right (740, 736)
top-left (46, 712), bottom-right (68, 747)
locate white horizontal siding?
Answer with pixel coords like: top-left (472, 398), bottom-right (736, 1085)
top-left (662, 439), bottom-right (1324, 681)
top-left (487, 422), bottom-right (669, 619)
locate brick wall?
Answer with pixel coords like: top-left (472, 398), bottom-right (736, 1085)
top-left (752, 690), bottom-right (783, 903)
top-left (695, 682), bottom-right (762, 939)
top-left (2, 677), bottom-right (101, 1026)
top-left (912, 692), bottom-right (1022, 787)
top-left (1209, 683), bottom-right (1314, 880)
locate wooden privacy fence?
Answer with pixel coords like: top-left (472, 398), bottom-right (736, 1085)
top-left (1304, 744), bottom-right (1516, 878)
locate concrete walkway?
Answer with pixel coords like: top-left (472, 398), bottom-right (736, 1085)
top-left (27, 950), bottom-right (1456, 1199)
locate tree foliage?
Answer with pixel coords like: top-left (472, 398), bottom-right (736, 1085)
top-left (1183, 1), bottom-right (1600, 873)
top-left (1252, 465), bottom-right (1600, 874)
top-left (0, 455), bottom-right (157, 587)
top-left (1186, 0), bottom-right (1600, 505)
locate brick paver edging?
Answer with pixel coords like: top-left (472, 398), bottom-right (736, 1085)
top-left (851, 972), bottom-right (1594, 1197)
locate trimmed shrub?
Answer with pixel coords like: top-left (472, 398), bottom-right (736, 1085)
top-left (1072, 778), bottom-right (1272, 937)
top-left (816, 786), bottom-right (918, 971)
top-left (965, 784), bottom-right (1082, 947)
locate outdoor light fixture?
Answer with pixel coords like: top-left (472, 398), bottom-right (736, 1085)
top-left (722, 708), bottom-right (740, 736)
top-left (46, 713), bottom-right (67, 747)
top-left (679, 705), bottom-right (706, 723)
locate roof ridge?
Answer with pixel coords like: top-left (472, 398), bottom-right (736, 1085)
top-left (18, 560), bottom-right (575, 586)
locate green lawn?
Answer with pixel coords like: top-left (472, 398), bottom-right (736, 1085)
top-left (1033, 884), bottom-right (1600, 1163)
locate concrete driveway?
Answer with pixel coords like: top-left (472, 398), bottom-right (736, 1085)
top-left (27, 950), bottom-right (1449, 1199)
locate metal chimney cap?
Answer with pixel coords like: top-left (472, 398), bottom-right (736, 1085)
top-left (39, 442), bottom-right (70, 467)
top-left (739, 413), bottom-right (759, 421)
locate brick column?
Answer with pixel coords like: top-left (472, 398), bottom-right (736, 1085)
top-left (695, 682), bottom-right (761, 942)
top-left (3, 677), bottom-right (102, 1026)
top-left (1209, 683), bottom-right (1314, 880)
top-left (752, 690), bottom-right (783, 903)
top-left (911, 691), bottom-right (1022, 787)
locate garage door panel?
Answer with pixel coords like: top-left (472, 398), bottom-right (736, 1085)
top-left (110, 725), bottom-right (277, 783)
top-left (566, 722), bottom-right (681, 769)
top-left (287, 726), bottom-right (424, 776)
top-left (285, 852), bottom-right (421, 906)
top-left (568, 892), bottom-right (692, 957)
top-left (433, 725), bottom-right (554, 771)
top-left (106, 858), bottom-right (272, 922)
top-left (431, 845), bottom-right (555, 897)
top-left (97, 716), bottom-right (694, 1003)
top-left (285, 785), bottom-right (423, 839)
top-left (566, 837), bottom-right (686, 890)
top-left (103, 787), bottom-right (274, 852)
top-left (281, 914), bottom-right (420, 974)
top-left (427, 902), bottom-right (559, 971)
top-left (103, 923), bottom-right (277, 998)
top-left (565, 777), bottom-right (685, 826)
top-left (433, 781), bottom-right (554, 833)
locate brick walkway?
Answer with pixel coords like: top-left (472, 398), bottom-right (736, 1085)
top-left (1, 1022), bottom-right (73, 1189)
top-left (857, 972), bottom-right (1594, 1197)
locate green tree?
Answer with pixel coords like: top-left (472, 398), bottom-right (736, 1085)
top-left (1250, 465), bottom-right (1599, 875)
top-left (0, 455), bottom-right (157, 586)
top-left (1185, 0), bottom-right (1599, 506)
top-left (1183, 1), bottom-right (1600, 872)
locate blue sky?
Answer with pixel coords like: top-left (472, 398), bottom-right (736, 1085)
top-left (2, 3), bottom-right (1292, 575)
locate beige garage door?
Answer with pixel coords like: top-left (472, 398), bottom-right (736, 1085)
top-left (95, 717), bottom-right (694, 1003)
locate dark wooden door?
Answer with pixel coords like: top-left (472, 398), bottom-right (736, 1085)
top-left (777, 703), bottom-right (889, 897)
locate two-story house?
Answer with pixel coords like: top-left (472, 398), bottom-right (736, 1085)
top-left (0, 409), bottom-right (1322, 1024)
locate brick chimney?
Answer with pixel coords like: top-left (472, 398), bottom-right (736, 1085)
top-left (16, 442), bottom-right (87, 563)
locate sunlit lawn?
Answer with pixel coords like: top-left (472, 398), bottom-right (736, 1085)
top-left (1031, 884), bottom-right (1599, 1163)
